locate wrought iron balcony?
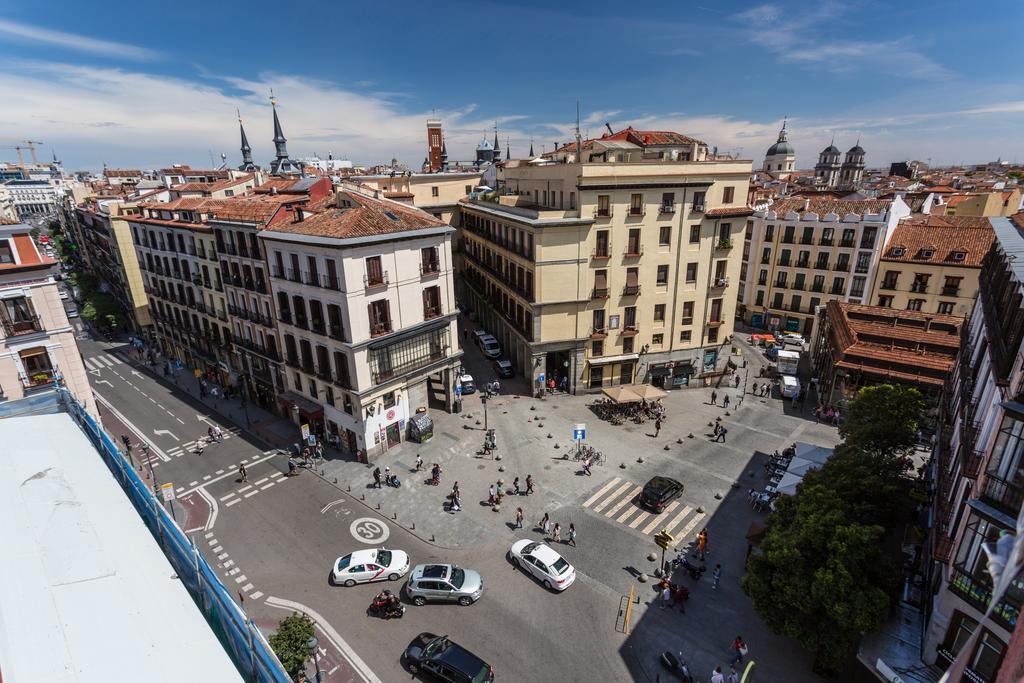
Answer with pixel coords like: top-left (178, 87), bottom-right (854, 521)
top-left (2, 315), bottom-right (42, 336)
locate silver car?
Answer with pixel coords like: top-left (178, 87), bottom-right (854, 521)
top-left (404, 563), bottom-right (483, 606)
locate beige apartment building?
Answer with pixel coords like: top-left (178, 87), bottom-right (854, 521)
top-left (936, 190), bottom-right (1021, 217)
top-left (457, 134), bottom-right (752, 393)
top-left (260, 190), bottom-right (461, 459)
top-left (869, 214), bottom-right (994, 317)
top-left (70, 199), bottom-right (153, 331)
top-left (349, 171), bottom-right (483, 224)
top-left (740, 197), bottom-right (911, 335)
top-left (0, 220), bottom-right (95, 416)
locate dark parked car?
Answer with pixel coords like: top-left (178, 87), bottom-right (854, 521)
top-left (638, 476), bottom-right (683, 512)
top-left (492, 359), bottom-right (514, 378)
top-left (403, 633), bottom-right (494, 682)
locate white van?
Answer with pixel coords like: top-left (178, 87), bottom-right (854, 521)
top-left (780, 375), bottom-right (800, 398)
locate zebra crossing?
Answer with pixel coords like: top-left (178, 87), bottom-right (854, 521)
top-left (219, 470), bottom-right (292, 508)
top-left (137, 429), bottom-right (255, 468)
top-left (83, 352), bottom-right (126, 371)
top-left (581, 476), bottom-right (706, 543)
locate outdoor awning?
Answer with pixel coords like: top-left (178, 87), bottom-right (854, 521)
top-left (625, 270), bottom-right (638, 287)
top-left (630, 384), bottom-right (667, 401)
top-left (594, 271), bottom-right (607, 289)
top-left (649, 366), bottom-right (671, 377)
top-left (588, 353), bottom-right (639, 366)
top-left (279, 391), bottom-right (324, 417)
top-left (602, 386), bottom-right (643, 403)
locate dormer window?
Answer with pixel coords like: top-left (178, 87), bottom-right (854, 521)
top-left (951, 251), bottom-right (966, 262)
top-left (891, 247), bottom-right (906, 257)
top-left (920, 249), bottom-right (934, 259)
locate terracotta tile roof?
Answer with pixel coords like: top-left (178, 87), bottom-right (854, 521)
top-left (767, 197), bottom-right (893, 217)
top-left (556, 126), bottom-right (706, 153)
top-left (267, 191), bottom-right (446, 240)
top-left (1009, 211), bottom-right (1024, 231)
top-left (824, 301), bottom-right (961, 388)
top-left (925, 185), bottom-right (956, 193)
top-left (104, 169), bottom-right (142, 178)
top-left (383, 191), bottom-right (415, 198)
top-left (140, 197), bottom-right (211, 211)
top-left (175, 182), bottom-right (214, 192)
top-left (210, 174), bottom-right (255, 191)
top-left (205, 196), bottom-right (299, 224)
top-left (882, 215), bottom-right (994, 267)
top-left (704, 206), bottom-right (754, 217)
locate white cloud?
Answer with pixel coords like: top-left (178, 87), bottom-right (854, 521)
top-left (0, 61), bottom-right (535, 169)
top-left (0, 18), bottom-right (159, 61)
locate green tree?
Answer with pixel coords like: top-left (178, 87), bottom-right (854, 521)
top-left (839, 384), bottom-right (923, 455)
top-left (742, 477), bottom-right (899, 674)
top-left (268, 612), bottom-right (314, 678)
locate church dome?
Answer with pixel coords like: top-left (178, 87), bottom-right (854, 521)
top-left (847, 144), bottom-right (865, 155)
top-left (476, 137), bottom-right (493, 151)
top-left (822, 144), bottom-right (840, 155)
top-left (766, 140), bottom-right (794, 156)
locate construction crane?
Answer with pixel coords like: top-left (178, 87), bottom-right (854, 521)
top-left (0, 145), bottom-right (26, 168)
top-left (23, 140), bottom-right (43, 164)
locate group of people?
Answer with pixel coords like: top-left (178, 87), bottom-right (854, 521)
top-left (813, 405), bottom-right (841, 426)
top-left (536, 512), bottom-right (577, 545)
top-left (485, 475), bottom-right (536, 508)
top-left (371, 465), bottom-right (402, 488)
top-left (750, 382), bottom-right (772, 398)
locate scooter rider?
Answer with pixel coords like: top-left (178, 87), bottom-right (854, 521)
top-left (287, 456), bottom-right (298, 476)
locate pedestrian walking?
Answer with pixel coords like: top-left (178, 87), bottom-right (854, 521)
top-left (512, 476), bottom-right (521, 495)
top-left (526, 474), bottom-right (535, 495)
top-left (238, 463), bottom-right (248, 482)
top-left (714, 426), bottom-right (727, 443)
top-left (713, 563), bottom-right (721, 589)
top-left (452, 490), bottom-right (462, 512)
top-left (581, 457), bottom-right (592, 476)
top-left (654, 417), bottom-right (662, 437)
top-left (727, 666), bottom-right (739, 683)
top-left (214, 425), bottom-right (224, 443)
top-left (540, 512), bottom-right (550, 535)
top-left (730, 636), bottom-right (747, 666)
top-left (568, 523), bottom-right (577, 546)
top-left (697, 528), bottom-right (708, 560)
top-left (207, 426), bottom-right (215, 443)
top-left (452, 481), bottom-right (460, 498)
top-left (710, 666), bottom-right (725, 683)
top-left (515, 507), bottom-right (524, 529)
top-left (415, 454), bottom-right (423, 471)
top-left (723, 395), bottom-right (730, 409)
top-left (373, 466), bottom-right (382, 488)
top-left (488, 484), bottom-right (495, 507)
top-left (552, 523), bottom-right (561, 543)
top-left (710, 390), bottom-right (718, 405)
top-left (660, 583), bottom-right (672, 609)
top-left (496, 480), bottom-right (504, 501)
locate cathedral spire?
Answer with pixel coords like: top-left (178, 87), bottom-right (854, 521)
top-left (529, 138), bottom-right (534, 157)
top-left (268, 91), bottom-right (298, 176)
top-left (237, 109), bottom-right (256, 171)
top-left (492, 122), bottom-right (501, 163)
top-left (506, 137), bottom-right (510, 161)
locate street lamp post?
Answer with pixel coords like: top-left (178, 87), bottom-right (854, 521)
top-left (306, 636), bottom-right (323, 683)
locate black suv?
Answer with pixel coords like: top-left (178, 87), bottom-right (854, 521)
top-left (404, 633), bottom-right (494, 682)
top-left (638, 476), bottom-right (683, 512)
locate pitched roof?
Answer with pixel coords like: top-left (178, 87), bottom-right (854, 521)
top-left (704, 207), bottom-right (754, 217)
top-left (555, 126), bottom-right (706, 154)
top-left (882, 215), bottom-right (994, 267)
top-left (175, 182), bottom-right (213, 192)
top-left (767, 197), bottom-right (893, 216)
top-left (824, 301), bottom-right (961, 387)
top-left (1010, 211), bottom-right (1024, 232)
top-left (205, 195), bottom-right (299, 224)
top-left (268, 191), bottom-right (446, 240)
top-left (104, 169), bottom-right (142, 178)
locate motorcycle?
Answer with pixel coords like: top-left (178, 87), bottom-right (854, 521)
top-left (659, 651), bottom-right (694, 682)
top-left (367, 597), bottom-right (405, 620)
top-left (671, 554), bottom-right (706, 580)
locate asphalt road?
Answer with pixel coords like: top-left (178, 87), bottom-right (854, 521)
top-left (78, 331), bottom-right (636, 682)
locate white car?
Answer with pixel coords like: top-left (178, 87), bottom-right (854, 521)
top-left (331, 548), bottom-right (410, 587)
top-left (59, 290), bottom-right (70, 300)
top-left (509, 539), bottom-right (576, 591)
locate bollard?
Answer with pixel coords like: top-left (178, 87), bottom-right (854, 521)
top-left (430, 534), bottom-right (435, 542)
top-left (393, 512), bottom-right (397, 520)
top-left (361, 494), bottom-right (365, 501)
top-left (376, 502), bottom-right (381, 510)
top-left (411, 522), bottom-right (415, 530)
top-left (664, 444), bottom-right (670, 450)
top-left (347, 485), bottom-right (351, 492)
top-left (637, 457), bottom-right (644, 463)
top-left (677, 438), bottom-right (683, 444)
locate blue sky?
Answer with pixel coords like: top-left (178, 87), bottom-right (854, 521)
top-left (1, 0), bottom-right (1022, 170)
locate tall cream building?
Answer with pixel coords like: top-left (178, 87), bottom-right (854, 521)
top-left (457, 128), bottom-right (752, 393)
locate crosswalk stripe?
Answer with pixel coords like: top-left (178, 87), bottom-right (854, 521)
top-left (642, 501), bottom-right (680, 535)
top-left (249, 591), bottom-right (264, 600)
top-left (225, 498), bottom-right (241, 507)
top-left (83, 358), bottom-right (99, 370)
top-left (617, 504), bottom-right (643, 524)
top-left (628, 510), bottom-right (651, 529)
top-left (593, 481), bottom-right (633, 513)
top-left (663, 505), bottom-right (693, 536)
top-left (605, 485), bottom-right (642, 517)
top-left (675, 513), bottom-right (706, 547)
top-left (220, 492), bottom-right (237, 501)
top-left (107, 354), bottom-right (123, 365)
top-left (582, 478), bottom-right (621, 508)
top-left (99, 356), bottom-right (114, 367)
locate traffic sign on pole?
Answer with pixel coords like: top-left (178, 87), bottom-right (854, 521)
top-left (572, 423), bottom-right (586, 441)
top-left (161, 482), bottom-right (176, 502)
top-left (301, 423), bottom-right (310, 440)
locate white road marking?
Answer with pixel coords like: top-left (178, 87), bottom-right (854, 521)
top-left (217, 553), bottom-right (229, 560)
top-left (216, 469), bottom-right (225, 475)
top-left (234, 575), bottom-right (247, 584)
top-left (244, 490), bottom-right (259, 498)
top-left (241, 583), bottom-right (254, 592)
top-left (190, 481), bottom-right (199, 486)
top-left (605, 485), bottom-right (642, 517)
top-left (674, 513), bottom-right (707, 547)
top-left (582, 477), bottom-right (621, 508)
top-left (220, 492), bottom-right (236, 501)
top-left (202, 475), bottom-right (211, 481)
top-left (593, 481), bottom-right (633, 513)
top-left (225, 499), bottom-right (241, 507)
top-left (617, 504), bottom-right (643, 524)
top-left (196, 487), bottom-right (219, 530)
top-left (253, 477), bottom-right (269, 486)
top-left (175, 451), bottom-right (280, 497)
top-left (223, 560), bottom-right (235, 568)
top-left (249, 591), bottom-right (264, 600)
top-left (204, 532), bottom-right (214, 539)
top-left (271, 471), bottom-right (284, 479)
top-left (93, 391), bottom-right (172, 462)
top-left (99, 356), bottom-right (114, 367)
top-left (207, 539), bottom-right (218, 546)
top-left (663, 505), bottom-right (694, 537)
top-left (642, 501), bottom-right (680, 535)
top-left (83, 358), bottom-right (99, 370)
top-left (238, 485), bottom-right (253, 493)
top-left (260, 482), bottom-right (275, 490)
top-left (265, 597), bottom-right (382, 683)
top-left (213, 546), bottom-right (223, 553)
top-left (107, 354), bottom-right (122, 364)
top-left (628, 511), bottom-right (651, 529)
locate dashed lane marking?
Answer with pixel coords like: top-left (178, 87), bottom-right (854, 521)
top-left (226, 498), bottom-right (241, 507)
top-left (244, 490), bottom-right (259, 498)
top-left (260, 482), bottom-right (275, 490)
top-left (241, 583), bottom-right (254, 592)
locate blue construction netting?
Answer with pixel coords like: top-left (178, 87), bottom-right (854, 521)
top-left (58, 389), bottom-right (290, 682)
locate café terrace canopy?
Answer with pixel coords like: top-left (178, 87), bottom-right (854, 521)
top-left (601, 384), bottom-right (668, 404)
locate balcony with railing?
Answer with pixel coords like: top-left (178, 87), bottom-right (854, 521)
top-left (593, 207), bottom-right (613, 219)
top-left (2, 315), bottom-right (43, 337)
top-left (420, 261), bottom-right (441, 276)
top-left (840, 239), bottom-right (855, 248)
top-left (590, 327), bottom-right (608, 339)
top-left (818, 237), bottom-right (833, 246)
top-left (622, 284), bottom-right (641, 296)
top-left (322, 274), bottom-right (341, 291)
top-left (370, 320), bottom-right (393, 337)
top-left (627, 206), bottom-right (645, 218)
top-left (328, 322), bottom-right (345, 342)
top-left (911, 282), bottom-right (929, 293)
top-left (21, 369), bottom-right (57, 389)
top-left (880, 280), bottom-right (899, 291)
top-left (592, 247), bottom-right (611, 260)
top-left (659, 204), bottom-right (675, 214)
top-left (950, 566), bottom-right (1021, 632)
top-left (623, 244), bottom-right (643, 257)
top-left (423, 305), bottom-right (441, 320)
top-left (364, 271), bottom-right (389, 289)
top-left (592, 287), bottom-right (610, 300)
top-left (777, 258), bottom-right (791, 267)
top-left (980, 471), bottom-right (1024, 516)
top-left (796, 258), bottom-right (810, 269)
top-left (712, 276), bottom-right (729, 288)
